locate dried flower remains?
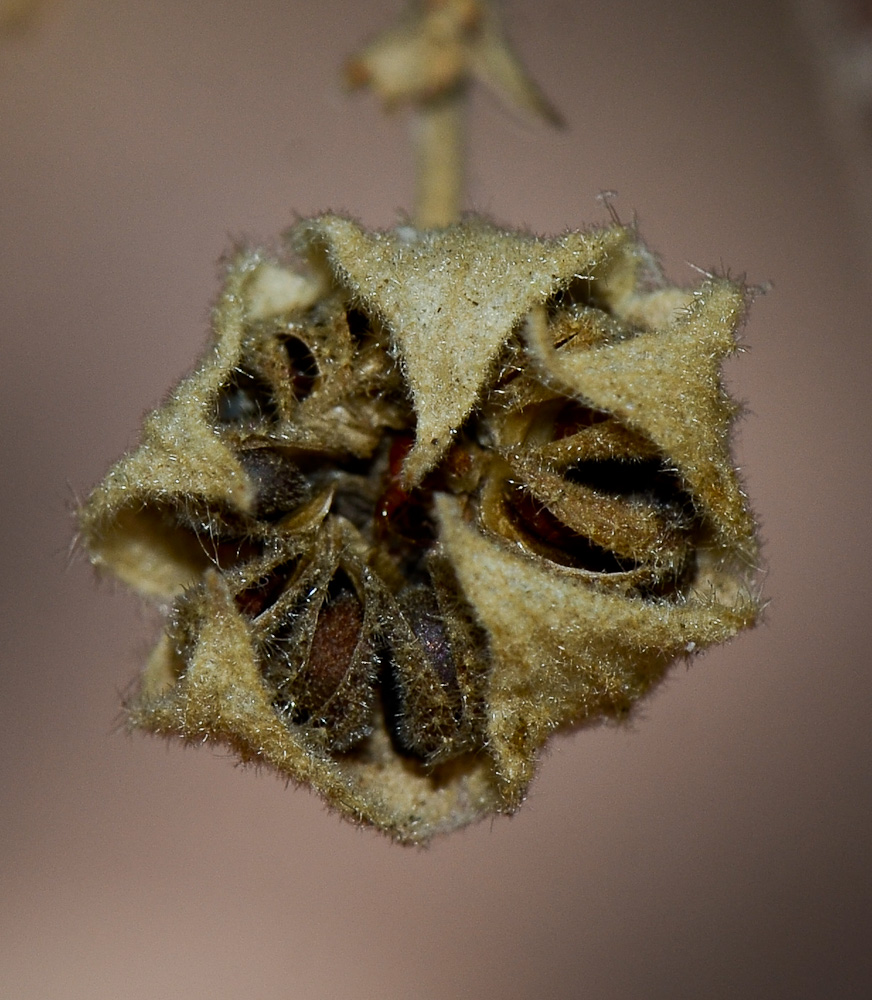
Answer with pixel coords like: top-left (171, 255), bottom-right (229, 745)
top-left (79, 214), bottom-right (760, 843)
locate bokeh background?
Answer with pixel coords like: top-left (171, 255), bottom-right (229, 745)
top-left (3, 1), bottom-right (870, 997)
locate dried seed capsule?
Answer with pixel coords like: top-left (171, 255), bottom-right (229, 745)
top-left (80, 215), bottom-right (760, 843)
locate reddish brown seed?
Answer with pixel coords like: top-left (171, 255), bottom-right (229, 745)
top-left (234, 561), bottom-right (297, 618)
top-left (305, 587), bottom-right (364, 707)
top-left (374, 434), bottom-right (435, 544)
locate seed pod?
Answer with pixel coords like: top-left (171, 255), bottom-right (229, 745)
top-left (80, 215), bottom-right (760, 842)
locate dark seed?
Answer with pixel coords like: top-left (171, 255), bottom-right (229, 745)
top-left (545, 275), bottom-right (600, 314)
top-left (236, 448), bottom-right (311, 520)
top-left (401, 587), bottom-right (458, 691)
top-left (505, 485), bottom-right (634, 574)
top-left (283, 336), bottom-right (319, 401)
top-left (563, 458), bottom-right (686, 509)
top-left (215, 369), bottom-right (278, 426)
top-left (345, 307), bottom-right (371, 343)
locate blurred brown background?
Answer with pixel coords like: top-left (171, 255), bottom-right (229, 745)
top-left (2, 1), bottom-right (870, 997)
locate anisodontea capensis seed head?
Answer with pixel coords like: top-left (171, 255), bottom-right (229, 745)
top-left (79, 214), bottom-right (760, 843)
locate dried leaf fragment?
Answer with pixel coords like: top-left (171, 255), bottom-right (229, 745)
top-left (346, 1), bottom-right (562, 226)
top-left (345, 0), bottom-right (561, 124)
top-left (80, 215), bottom-right (760, 843)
